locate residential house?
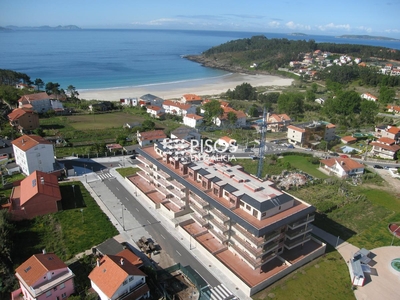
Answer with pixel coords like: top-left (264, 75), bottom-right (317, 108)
top-left (287, 121), bottom-right (336, 147)
top-left (162, 100), bottom-right (196, 116)
top-left (89, 252), bottom-right (149, 300)
top-left (137, 130), bottom-right (167, 147)
top-left (134, 142), bottom-right (325, 296)
top-left (8, 171), bottom-right (61, 220)
top-left (8, 108), bottom-right (40, 132)
top-left (15, 83), bottom-right (35, 91)
top-left (217, 136), bottom-right (237, 149)
top-left (18, 92), bottom-right (52, 113)
top-left (120, 97), bottom-right (138, 107)
top-left (267, 114), bottom-right (292, 132)
top-left (11, 252), bottom-right (75, 300)
top-left (5, 162), bottom-right (20, 175)
top-left (106, 143), bottom-right (123, 153)
top-left (170, 126), bottom-right (201, 143)
top-left (183, 114), bottom-right (203, 128)
top-left (12, 135), bottom-right (55, 175)
top-left (289, 61), bottom-right (301, 68)
top-left (139, 94), bottom-right (164, 107)
top-left (387, 105), bottom-right (400, 114)
top-left (391, 67), bottom-right (400, 76)
top-left (320, 157), bottom-right (364, 178)
top-left (214, 107), bottom-right (247, 128)
top-left (354, 58), bottom-right (362, 64)
top-left (361, 93), bottom-right (378, 102)
top-left (370, 137), bottom-right (400, 160)
top-left (89, 101), bottom-right (113, 112)
top-left (146, 105), bottom-right (165, 119)
top-left (181, 94), bottom-right (203, 105)
top-left (315, 98), bottom-right (325, 105)
top-left (385, 64), bottom-right (393, 70)
top-left (341, 136), bottom-right (357, 144)
top-left (375, 125), bottom-right (400, 142)
top-left (123, 144), bottom-right (139, 155)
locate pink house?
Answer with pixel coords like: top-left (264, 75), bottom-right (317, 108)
top-left (12, 252), bottom-right (75, 300)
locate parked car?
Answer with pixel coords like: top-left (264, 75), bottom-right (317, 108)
top-left (373, 165), bottom-right (383, 169)
top-left (287, 144), bottom-right (294, 149)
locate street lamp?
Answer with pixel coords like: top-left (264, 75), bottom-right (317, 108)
top-left (121, 203), bottom-right (125, 231)
top-left (80, 209), bottom-right (84, 223)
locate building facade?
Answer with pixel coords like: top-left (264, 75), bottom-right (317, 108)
top-left (8, 108), bottom-right (40, 132)
top-left (183, 114), bottom-right (203, 128)
top-left (12, 135), bottom-right (55, 175)
top-left (287, 121), bottom-right (336, 147)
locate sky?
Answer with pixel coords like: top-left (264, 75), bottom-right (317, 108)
top-left (1, 0), bottom-right (400, 38)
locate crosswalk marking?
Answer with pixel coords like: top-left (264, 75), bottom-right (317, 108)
top-left (202, 285), bottom-right (236, 300)
top-left (97, 172), bottom-right (114, 180)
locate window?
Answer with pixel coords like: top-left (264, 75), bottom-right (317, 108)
top-left (46, 290), bottom-right (52, 297)
top-left (123, 280), bottom-right (128, 285)
top-left (253, 210), bottom-right (258, 218)
top-left (224, 191), bottom-right (229, 197)
top-left (62, 293), bottom-right (67, 298)
top-left (129, 276), bottom-right (134, 282)
top-left (246, 204), bottom-right (251, 211)
top-left (59, 283), bottom-right (65, 290)
top-left (240, 201), bottom-right (244, 207)
top-left (261, 212), bottom-right (266, 217)
top-left (278, 206), bottom-right (281, 210)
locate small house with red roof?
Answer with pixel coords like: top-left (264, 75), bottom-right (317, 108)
top-left (18, 92), bottom-right (64, 113)
top-left (361, 93), bottom-right (378, 102)
top-left (12, 135), bottom-right (55, 175)
top-left (370, 137), bottom-right (400, 160)
top-left (183, 113), bottom-right (203, 128)
top-left (267, 114), bottom-right (292, 132)
top-left (214, 107), bottom-right (247, 127)
top-left (11, 252), bottom-right (74, 300)
top-left (137, 130), bottom-right (166, 147)
top-left (89, 252), bottom-right (149, 300)
top-left (386, 105), bottom-right (400, 114)
top-left (181, 94), bottom-right (203, 105)
top-left (320, 157), bottom-right (364, 178)
top-left (8, 108), bottom-right (40, 132)
top-left (146, 105), bottom-right (165, 119)
top-left (162, 100), bottom-right (196, 116)
top-left (8, 171), bottom-right (61, 220)
top-left (341, 136), bottom-right (357, 144)
top-left (217, 136), bottom-right (237, 150)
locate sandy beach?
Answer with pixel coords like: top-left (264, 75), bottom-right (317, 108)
top-left (78, 73), bottom-right (293, 101)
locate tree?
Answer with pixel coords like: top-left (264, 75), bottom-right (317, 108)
top-left (141, 120), bottom-right (155, 131)
top-left (45, 82), bottom-right (60, 95)
top-left (277, 92), bottom-right (304, 117)
top-left (310, 83), bottom-right (318, 93)
top-left (227, 111), bottom-right (237, 124)
top-left (0, 85), bottom-right (20, 107)
top-left (203, 99), bottom-right (223, 124)
top-left (247, 105), bottom-right (259, 117)
top-left (34, 78), bottom-right (44, 91)
top-left (67, 85), bottom-right (79, 99)
top-left (225, 82), bottom-right (257, 100)
top-left (306, 89), bottom-right (316, 102)
top-left (379, 86), bottom-right (396, 105)
top-left (360, 100), bottom-right (379, 124)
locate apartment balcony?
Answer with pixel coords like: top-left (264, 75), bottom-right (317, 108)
top-left (285, 226), bottom-right (312, 240)
top-left (263, 230), bottom-right (281, 245)
top-left (231, 234), bottom-right (264, 258)
top-left (191, 213), bottom-right (208, 227)
top-left (153, 169), bottom-right (170, 180)
top-left (208, 217), bottom-right (229, 234)
top-left (209, 207), bottom-right (230, 224)
top-left (167, 186), bottom-right (185, 199)
top-left (229, 243), bottom-right (276, 269)
top-left (284, 234), bottom-right (311, 250)
top-left (190, 202), bottom-right (209, 218)
top-left (189, 193), bottom-right (210, 209)
top-left (209, 228), bottom-right (229, 243)
top-left (288, 215), bottom-right (315, 230)
top-left (232, 223), bottom-right (265, 247)
top-left (137, 171), bottom-right (153, 184)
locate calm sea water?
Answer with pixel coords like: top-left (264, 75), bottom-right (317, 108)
top-left (0, 29), bottom-right (399, 90)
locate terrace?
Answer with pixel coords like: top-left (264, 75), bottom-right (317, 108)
top-left (191, 213), bottom-right (209, 227)
top-left (190, 202), bottom-right (210, 218)
top-left (208, 217), bottom-right (230, 234)
top-left (284, 234), bottom-right (311, 250)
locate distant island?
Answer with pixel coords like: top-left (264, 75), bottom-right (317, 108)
top-left (288, 33), bottom-right (308, 36)
top-left (5, 25), bottom-right (81, 30)
top-left (337, 34), bottom-right (400, 41)
top-left (0, 26), bottom-right (12, 31)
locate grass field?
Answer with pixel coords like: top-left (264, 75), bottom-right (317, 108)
top-left (282, 155), bottom-right (330, 179)
top-left (116, 167), bottom-right (140, 178)
top-left (253, 247), bottom-right (355, 300)
top-left (11, 181), bottom-right (118, 264)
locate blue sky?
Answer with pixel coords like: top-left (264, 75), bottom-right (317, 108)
top-left (1, 0), bottom-right (399, 37)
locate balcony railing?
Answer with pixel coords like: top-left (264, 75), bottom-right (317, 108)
top-left (209, 217), bottom-right (229, 234)
top-left (232, 224), bottom-right (265, 247)
top-left (288, 215), bottom-right (315, 229)
top-left (229, 243), bottom-right (258, 268)
top-left (285, 226), bottom-right (312, 240)
top-left (209, 228), bottom-right (229, 243)
top-left (190, 202), bottom-right (209, 218)
top-left (263, 230), bottom-right (281, 244)
top-left (209, 207), bottom-right (230, 223)
top-left (231, 234), bottom-right (264, 258)
top-left (189, 194), bottom-right (209, 208)
top-left (284, 234), bottom-right (311, 249)
top-left (191, 213), bottom-right (208, 227)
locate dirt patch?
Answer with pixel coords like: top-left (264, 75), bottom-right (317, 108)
top-left (366, 167), bottom-right (400, 193)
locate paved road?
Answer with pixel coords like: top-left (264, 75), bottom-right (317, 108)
top-left (90, 177), bottom-right (220, 287)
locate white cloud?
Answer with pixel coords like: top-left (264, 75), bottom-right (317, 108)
top-left (385, 28), bottom-right (400, 33)
top-left (317, 23), bottom-right (351, 31)
top-left (268, 21), bottom-right (280, 28)
top-left (285, 21), bottom-right (311, 30)
top-left (357, 26), bottom-right (372, 33)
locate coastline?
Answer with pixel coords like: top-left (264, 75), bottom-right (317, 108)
top-left (78, 73), bottom-right (293, 101)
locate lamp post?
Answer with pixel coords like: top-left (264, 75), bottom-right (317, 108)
top-left (121, 203), bottom-right (125, 231)
top-left (80, 209), bottom-right (84, 223)
top-left (391, 226), bottom-right (400, 246)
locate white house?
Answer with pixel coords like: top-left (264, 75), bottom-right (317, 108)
top-left (89, 251), bottom-right (149, 300)
top-left (139, 94), bottom-right (164, 107)
top-left (361, 93), bottom-right (378, 102)
top-left (217, 136), bottom-right (237, 150)
top-left (386, 105), bottom-right (400, 114)
top-left (183, 114), bottom-right (203, 128)
top-left (146, 105), bottom-right (164, 119)
top-left (18, 92), bottom-right (53, 113)
top-left (370, 137), bottom-right (400, 160)
top-left (214, 107), bottom-right (247, 127)
top-left (11, 135), bottom-right (55, 176)
top-left (267, 114), bottom-right (292, 132)
top-left (120, 98), bottom-right (138, 107)
top-left (162, 100), bottom-right (196, 116)
top-left (180, 94), bottom-right (203, 105)
top-left (137, 130), bottom-right (167, 147)
top-left (320, 157), bottom-right (364, 178)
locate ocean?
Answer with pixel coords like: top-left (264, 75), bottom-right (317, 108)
top-left (0, 29), bottom-right (399, 90)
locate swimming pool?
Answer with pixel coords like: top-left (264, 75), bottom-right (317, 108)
top-left (341, 146), bottom-right (360, 153)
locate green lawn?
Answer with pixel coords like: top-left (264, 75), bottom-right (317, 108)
top-left (281, 155), bottom-right (330, 179)
top-left (11, 181), bottom-right (118, 264)
top-left (253, 248), bottom-right (355, 300)
top-left (116, 167), bottom-right (140, 178)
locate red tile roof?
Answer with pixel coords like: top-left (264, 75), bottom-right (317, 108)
top-left (15, 253), bottom-right (67, 287)
top-left (88, 254), bottom-right (146, 298)
top-left (377, 137), bottom-right (396, 145)
top-left (371, 142), bottom-right (400, 152)
top-left (326, 123), bottom-right (336, 128)
top-left (387, 126), bottom-right (400, 134)
top-left (7, 108), bottom-right (34, 121)
top-left (320, 157), bottom-right (364, 172)
top-left (182, 94), bottom-right (202, 101)
top-left (18, 92), bottom-right (49, 102)
top-left (19, 171), bottom-right (61, 206)
top-left (341, 136), bottom-right (357, 142)
top-left (146, 105), bottom-right (162, 111)
top-left (287, 125), bottom-right (305, 132)
top-left (11, 135), bottom-right (53, 152)
top-left (185, 114), bottom-right (203, 120)
top-left (386, 105), bottom-right (400, 112)
top-left (138, 130), bottom-right (166, 141)
top-left (163, 100), bottom-right (192, 110)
